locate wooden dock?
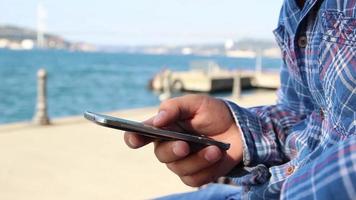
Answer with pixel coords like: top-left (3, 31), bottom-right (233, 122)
top-left (150, 62), bottom-right (280, 93)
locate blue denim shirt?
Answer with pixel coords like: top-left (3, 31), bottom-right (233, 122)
top-left (226, 0), bottom-right (355, 199)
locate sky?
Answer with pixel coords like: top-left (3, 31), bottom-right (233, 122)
top-left (0, 0), bottom-right (284, 45)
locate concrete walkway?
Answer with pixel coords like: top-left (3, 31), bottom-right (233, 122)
top-left (0, 91), bottom-right (277, 200)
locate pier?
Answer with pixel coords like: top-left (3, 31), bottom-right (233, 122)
top-left (150, 61), bottom-right (280, 93)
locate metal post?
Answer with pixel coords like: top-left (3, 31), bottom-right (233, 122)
top-left (233, 73), bottom-right (241, 99)
top-left (159, 69), bottom-right (172, 101)
top-left (255, 49), bottom-right (263, 75)
top-left (33, 68), bottom-right (50, 125)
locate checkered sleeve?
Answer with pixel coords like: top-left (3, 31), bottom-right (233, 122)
top-left (225, 63), bottom-right (307, 167)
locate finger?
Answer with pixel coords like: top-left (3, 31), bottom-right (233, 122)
top-left (180, 151), bottom-right (238, 187)
top-left (153, 95), bottom-right (206, 127)
top-left (124, 132), bottom-right (153, 149)
top-left (154, 140), bottom-right (190, 163)
top-left (180, 165), bottom-right (220, 187)
top-left (123, 116), bottom-right (155, 149)
top-left (167, 145), bottom-right (223, 177)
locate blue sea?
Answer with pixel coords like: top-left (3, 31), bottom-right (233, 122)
top-left (0, 49), bottom-right (281, 124)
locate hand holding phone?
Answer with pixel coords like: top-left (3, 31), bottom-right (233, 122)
top-left (86, 95), bottom-right (244, 187)
top-left (84, 111), bottom-right (230, 150)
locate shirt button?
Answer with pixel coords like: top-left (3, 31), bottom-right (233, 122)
top-left (298, 36), bottom-right (308, 48)
top-left (320, 109), bottom-right (325, 120)
top-left (286, 166), bottom-right (295, 175)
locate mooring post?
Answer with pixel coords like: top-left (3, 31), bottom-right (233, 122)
top-left (233, 73), bottom-right (241, 99)
top-left (33, 68), bottom-right (50, 125)
top-left (159, 69), bottom-right (172, 101)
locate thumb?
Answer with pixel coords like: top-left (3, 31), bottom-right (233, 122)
top-left (153, 95), bottom-right (205, 127)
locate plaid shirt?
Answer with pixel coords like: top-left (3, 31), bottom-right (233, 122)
top-left (226, 0), bottom-right (355, 199)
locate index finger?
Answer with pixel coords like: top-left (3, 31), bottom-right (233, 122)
top-left (124, 116), bottom-right (155, 149)
top-left (153, 95), bottom-right (206, 128)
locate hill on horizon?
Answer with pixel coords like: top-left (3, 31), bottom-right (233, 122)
top-left (0, 25), bottom-right (71, 48)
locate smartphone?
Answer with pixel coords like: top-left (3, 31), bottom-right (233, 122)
top-left (84, 111), bottom-right (230, 151)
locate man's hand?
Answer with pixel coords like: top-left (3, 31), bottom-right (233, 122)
top-left (124, 94), bottom-right (243, 187)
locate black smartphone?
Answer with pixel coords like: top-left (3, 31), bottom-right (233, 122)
top-left (84, 111), bottom-right (230, 151)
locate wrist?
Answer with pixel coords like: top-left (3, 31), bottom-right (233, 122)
top-left (213, 123), bottom-right (244, 178)
top-left (226, 123), bottom-right (244, 165)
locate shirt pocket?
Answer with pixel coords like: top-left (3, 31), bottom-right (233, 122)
top-left (318, 10), bottom-right (356, 136)
top-left (320, 11), bottom-right (356, 46)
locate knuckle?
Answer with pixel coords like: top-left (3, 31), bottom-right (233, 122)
top-left (160, 98), bottom-right (174, 109)
top-left (185, 94), bottom-right (198, 99)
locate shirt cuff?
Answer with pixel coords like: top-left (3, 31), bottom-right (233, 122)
top-left (223, 99), bottom-right (253, 166)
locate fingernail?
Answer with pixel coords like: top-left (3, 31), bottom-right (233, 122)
top-left (204, 146), bottom-right (221, 163)
top-left (128, 136), bottom-right (138, 147)
top-left (173, 141), bottom-right (189, 157)
top-left (153, 110), bottom-right (167, 125)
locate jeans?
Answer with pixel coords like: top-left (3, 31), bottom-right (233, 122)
top-left (155, 183), bottom-right (242, 200)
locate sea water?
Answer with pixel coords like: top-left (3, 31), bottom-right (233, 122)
top-left (0, 49), bottom-right (280, 124)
